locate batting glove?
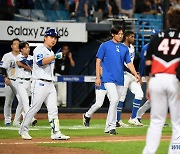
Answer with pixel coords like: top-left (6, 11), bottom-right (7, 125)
top-left (54, 52), bottom-right (63, 59)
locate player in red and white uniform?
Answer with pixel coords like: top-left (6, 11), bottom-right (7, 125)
top-left (143, 8), bottom-right (180, 154)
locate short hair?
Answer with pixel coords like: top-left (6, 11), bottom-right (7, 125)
top-left (167, 8), bottom-right (180, 29)
top-left (110, 25), bottom-right (124, 35)
top-left (19, 41), bottom-right (29, 50)
top-left (11, 38), bottom-right (20, 45)
top-left (124, 31), bottom-right (135, 38)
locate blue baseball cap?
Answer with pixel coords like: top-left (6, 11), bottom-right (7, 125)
top-left (44, 29), bottom-right (60, 38)
top-left (150, 29), bottom-right (160, 35)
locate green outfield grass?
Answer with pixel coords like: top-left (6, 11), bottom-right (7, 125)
top-left (0, 117), bottom-right (172, 154)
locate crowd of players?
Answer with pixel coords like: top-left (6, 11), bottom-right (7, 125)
top-left (0, 4), bottom-right (179, 154)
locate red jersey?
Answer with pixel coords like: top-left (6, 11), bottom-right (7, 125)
top-left (146, 28), bottom-right (180, 75)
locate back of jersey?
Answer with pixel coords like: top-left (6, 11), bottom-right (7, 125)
top-left (146, 29), bottom-right (180, 75)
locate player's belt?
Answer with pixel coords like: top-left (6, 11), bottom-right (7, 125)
top-left (8, 78), bottom-right (16, 81)
top-left (19, 78), bottom-right (31, 81)
top-left (39, 79), bottom-right (53, 82)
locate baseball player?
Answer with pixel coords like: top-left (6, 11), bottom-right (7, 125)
top-left (19, 29), bottom-right (70, 140)
top-left (96, 25), bottom-right (140, 135)
top-left (16, 41), bottom-right (37, 126)
top-left (136, 29), bottom-right (160, 123)
top-left (0, 38), bottom-right (24, 126)
top-left (83, 82), bottom-right (107, 127)
top-left (116, 31), bottom-right (143, 127)
top-left (143, 8), bottom-right (180, 154)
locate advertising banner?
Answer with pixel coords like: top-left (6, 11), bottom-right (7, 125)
top-left (0, 21), bottom-right (87, 42)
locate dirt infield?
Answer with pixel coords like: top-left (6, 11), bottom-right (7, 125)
top-left (0, 113), bottom-right (170, 154)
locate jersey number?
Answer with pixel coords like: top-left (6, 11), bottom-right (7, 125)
top-left (158, 39), bottom-right (180, 55)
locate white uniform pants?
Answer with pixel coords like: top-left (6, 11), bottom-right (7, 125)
top-left (104, 83), bottom-right (123, 132)
top-left (85, 89), bottom-right (107, 117)
top-left (143, 74), bottom-right (180, 154)
top-left (16, 79), bottom-right (36, 123)
top-left (20, 80), bottom-right (59, 134)
top-left (4, 80), bottom-right (23, 124)
top-left (120, 72), bottom-right (143, 102)
top-left (136, 100), bottom-right (151, 119)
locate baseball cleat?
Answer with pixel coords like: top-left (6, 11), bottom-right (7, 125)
top-left (163, 123), bottom-right (169, 127)
top-left (128, 118), bottom-right (143, 126)
top-left (5, 123), bottom-right (11, 127)
top-left (83, 114), bottom-right (90, 127)
top-left (21, 132), bottom-right (32, 140)
top-left (116, 120), bottom-right (129, 128)
top-left (13, 122), bottom-right (21, 127)
top-left (51, 131), bottom-right (70, 140)
top-left (109, 129), bottom-right (117, 135)
top-left (31, 119), bottom-right (37, 126)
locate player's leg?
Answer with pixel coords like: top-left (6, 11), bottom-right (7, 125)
top-left (19, 80), bottom-right (47, 139)
top-left (136, 100), bottom-right (151, 122)
top-left (143, 77), bottom-right (168, 154)
top-left (128, 81), bottom-right (144, 126)
top-left (4, 84), bottom-right (14, 126)
top-left (11, 80), bottom-right (24, 127)
top-left (168, 78), bottom-right (180, 154)
top-left (16, 80), bottom-right (37, 126)
top-left (117, 73), bottom-right (130, 127)
top-left (116, 87), bottom-right (129, 127)
top-left (104, 83), bottom-right (123, 134)
top-left (45, 83), bottom-right (70, 140)
top-left (84, 89), bottom-right (107, 127)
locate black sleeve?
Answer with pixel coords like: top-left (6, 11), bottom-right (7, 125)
top-left (1, 68), bottom-right (7, 78)
top-left (176, 63), bottom-right (180, 81)
top-left (145, 35), bottom-right (156, 61)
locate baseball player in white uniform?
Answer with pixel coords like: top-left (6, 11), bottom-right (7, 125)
top-left (116, 31), bottom-right (143, 127)
top-left (83, 66), bottom-right (108, 127)
top-left (0, 38), bottom-right (24, 126)
top-left (19, 29), bottom-right (70, 140)
top-left (16, 41), bottom-right (37, 126)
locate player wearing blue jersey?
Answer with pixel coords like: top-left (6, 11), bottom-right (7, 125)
top-left (136, 29), bottom-right (160, 123)
top-left (96, 25), bottom-right (140, 135)
top-left (19, 29), bottom-right (70, 140)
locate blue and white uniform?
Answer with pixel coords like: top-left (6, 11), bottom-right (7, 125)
top-left (96, 40), bottom-right (131, 132)
top-left (19, 45), bottom-right (58, 135)
top-left (85, 83), bottom-right (107, 118)
top-left (0, 52), bottom-right (23, 126)
top-left (117, 43), bottom-right (143, 126)
top-left (136, 43), bottom-right (151, 120)
top-left (16, 53), bottom-right (37, 123)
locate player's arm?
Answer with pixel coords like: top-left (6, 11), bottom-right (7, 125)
top-left (1, 68), bottom-right (11, 86)
top-left (176, 63), bottom-right (180, 100)
top-left (37, 53), bottom-right (62, 66)
top-left (68, 52), bottom-right (75, 67)
top-left (96, 58), bottom-right (101, 87)
top-left (127, 62), bottom-right (140, 82)
top-left (17, 61), bottom-right (31, 71)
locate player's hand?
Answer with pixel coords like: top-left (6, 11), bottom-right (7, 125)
top-left (95, 78), bottom-right (101, 87)
top-left (54, 52), bottom-right (63, 59)
top-left (4, 77), bottom-right (11, 86)
top-left (146, 87), bottom-right (150, 100)
top-left (68, 52), bottom-right (72, 58)
top-left (135, 73), bottom-right (141, 82)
